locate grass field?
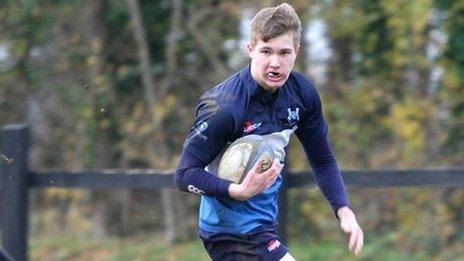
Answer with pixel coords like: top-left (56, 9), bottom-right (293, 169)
top-left (29, 232), bottom-right (437, 261)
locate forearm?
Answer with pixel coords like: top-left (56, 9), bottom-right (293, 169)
top-left (302, 135), bottom-right (350, 212)
top-left (174, 149), bottom-right (231, 197)
top-left (312, 162), bottom-right (350, 212)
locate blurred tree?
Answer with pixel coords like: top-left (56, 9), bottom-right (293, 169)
top-left (435, 0), bottom-right (464, 245)
top-left (0, 0), bottom-right (463, 258)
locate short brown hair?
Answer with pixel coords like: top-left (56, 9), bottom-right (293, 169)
top-left (250, 3), bottom-right (302, 47)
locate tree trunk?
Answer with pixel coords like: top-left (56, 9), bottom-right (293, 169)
top-left (187, 6), bottom-right (228, 78)
top-left (125, 0), bottom-right (157, 109)
top-left (91, 200), bottom-right (108, 240)
top-left (165, 0), bottom-right (189, 242)
top-left (173, 192), bottom-right (188, 241)
top-left (80, 0), bottom-right (113, 239)
top-left (298, 24), bottom-right (309, 75)
top-left (118, 190), bottom-right (132, 236)
top-left (125, 0), bottom-right (175, 245)
top-left (161, 0), bottom-right (182, 98)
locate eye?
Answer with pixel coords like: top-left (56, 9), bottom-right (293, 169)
top-left (261, 50), bottom-right (271, 54)
top-left (281, 50), bottom-right (291, 55)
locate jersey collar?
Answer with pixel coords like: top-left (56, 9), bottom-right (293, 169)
top-left (240, 65), bottom-right (280, 104)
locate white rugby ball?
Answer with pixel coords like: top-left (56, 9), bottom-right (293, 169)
top-left (217, 135), bottom-right (275, 184)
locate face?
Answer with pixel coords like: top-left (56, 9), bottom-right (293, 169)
top-left (247, 32), bottom-right (299, 92)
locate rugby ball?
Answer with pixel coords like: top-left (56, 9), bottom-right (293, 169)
top-left (217, 135), bottom-right (275, 184)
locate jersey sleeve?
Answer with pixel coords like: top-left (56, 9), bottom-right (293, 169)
top-left (294, 78), bottom-right (328, 142)
top-left (298, 135), bottom-right (351, 214)
top-left (174, 95), bottom-right (239, 197)
top-left (295, 77), bottom-right (350, 214)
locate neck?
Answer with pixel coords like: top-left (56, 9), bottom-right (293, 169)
top-left (250, 66), bottom-right (278, 93)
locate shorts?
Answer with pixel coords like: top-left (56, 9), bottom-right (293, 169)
top-left (199, 227), bottom-right (289, 261)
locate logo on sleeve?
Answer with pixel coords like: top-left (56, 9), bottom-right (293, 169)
top-left (196, 121), bottom-right (208, 133)
top-left (286, 107), bottom-right (300, 125)
top-left (183, 121), bottom-right (209, 148)
top-left (243, 120), bottom-right (262, 134)
top-left (187, 185), bottom-right (205, 195)
top-left (190, 121), bottom-right (208, 140)
top-left (267, 239), bottom-right (281, 252)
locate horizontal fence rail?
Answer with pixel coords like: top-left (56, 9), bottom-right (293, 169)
top-left (287, 168), bottom-right (464, 188)
top-left (29, 167), bottom-right (464, 189)
top-left (30, 170), bottom-right (174, 189)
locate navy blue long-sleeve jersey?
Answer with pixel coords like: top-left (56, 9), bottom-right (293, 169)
top-left (175, 65), bottom-right (350, 235)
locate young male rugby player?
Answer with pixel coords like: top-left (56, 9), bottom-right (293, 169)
top-left (175, 3), bottom-right (363, 260)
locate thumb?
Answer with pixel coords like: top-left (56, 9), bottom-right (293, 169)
top-left (242, 157), bottom-right (264, 183)
top-left (340, 220), bottom-right (351, 234)
top-left (249, 157), bottom-right (264, 174)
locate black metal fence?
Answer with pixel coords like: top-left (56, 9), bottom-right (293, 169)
top-left (2, 124), bottom-right (464, 261)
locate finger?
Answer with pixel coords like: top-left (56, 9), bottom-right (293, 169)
top-left (276, 160), bottom-right (284, 173)
top-left (354, 229), bottom-right (364, 256)
top-left (261, 159), bottom-right (279, 175)
top-left (245, 158), bottom-right (264, 179)
top-left (273, 158), bottom-right (283, 169)
top-left (271, 160), bottom-right (282, 173)
top-left (348, 226), bottom-right (357, 252)
top-left (263, 168), bottom-right (279, 187)
top-left (263, 162), bottom-right (282, 189)
top-left (269, 161), bottom-right (283, 181)
top-left (272, 166), bottom-right (281, 180)
top-left (268, 159), bottom-right (283, 175)
top-left (266, 170), bottom-right (280, 188)
top-left (349, 227), bottom-right (362, 254)
top-left (353, 233), bottom-right (361, 255)
top-left (252, 157), bottom-right (265, 172)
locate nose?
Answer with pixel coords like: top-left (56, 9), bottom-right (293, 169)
top-left (269, 55), bottom-right (280, 68)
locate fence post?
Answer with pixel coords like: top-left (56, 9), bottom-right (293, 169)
top-left (1, 124), bottom-right (30, 261)
top-left (277, 164), bottom-right (289, 245)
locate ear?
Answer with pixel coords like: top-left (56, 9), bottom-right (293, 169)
top-left (294, 44), bottom-right (300, 56)
top-left (246, 42), bottom-right (254, 59)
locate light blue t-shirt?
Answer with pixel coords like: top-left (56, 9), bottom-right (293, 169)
top-left (199, 175), bottom-right (282, 234)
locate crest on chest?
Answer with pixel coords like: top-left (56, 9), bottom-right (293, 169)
top-left (286, 107), bottom-right (300, 125)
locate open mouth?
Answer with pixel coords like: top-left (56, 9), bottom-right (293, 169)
top-left (266, 72), bottom-right (283, 81)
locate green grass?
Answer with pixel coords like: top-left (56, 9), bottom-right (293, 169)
top-left (29, 233), bottom-right (437, 260)
top-left (31, 234), bottom-right (210, 261)
top-left (288, 238), bottom-right (426, 261)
